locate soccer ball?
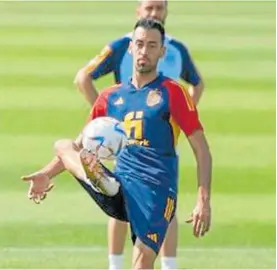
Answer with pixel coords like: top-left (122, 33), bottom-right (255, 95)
top-left (82, 117), bottom-right (128, 160)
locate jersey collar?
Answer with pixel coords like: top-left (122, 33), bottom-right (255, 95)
top-left (128, 72), bottom-right (163, 91)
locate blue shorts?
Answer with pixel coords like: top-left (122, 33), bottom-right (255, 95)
top-left (76, 172), bottom-right (176, 254)
top-left (116, 173), bottom-right (177, 254)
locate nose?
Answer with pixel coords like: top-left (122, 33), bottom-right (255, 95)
top-left (150, 9), bottom-right (159, 20)
top-left (140, 45), bottom-right (148, 55)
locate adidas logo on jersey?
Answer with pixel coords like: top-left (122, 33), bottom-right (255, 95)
top-left (114, 97), bottom-right (124, 105)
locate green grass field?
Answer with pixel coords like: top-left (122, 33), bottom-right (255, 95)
top-left (0, 1), bottom-right (275, 269)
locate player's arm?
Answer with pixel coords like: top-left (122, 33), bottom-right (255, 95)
top-left (188, 131), bottom-right (211, 200)
top-left (21, 91), bottom-right (109, 200)
top-left (187, 68), bottom-right (204, 106)
top-left (74, 44), bottom-right (115, 106)
top-left (167, 82), bottom-right (212, 237)
top-left (178, 42), bottom-right (204, 105)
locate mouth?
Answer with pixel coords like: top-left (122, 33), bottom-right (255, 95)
top-left (138, 58), bottom-right (149, 65)
top-left (148, 17), bottom-right (164, 24)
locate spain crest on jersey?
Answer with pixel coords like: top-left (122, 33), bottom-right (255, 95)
top-left (146, 89), bottom-right (162, 107)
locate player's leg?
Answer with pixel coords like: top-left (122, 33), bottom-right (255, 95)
top-left (108, 217), bottom-right (128, 270)
top-left (55, 140), bottom-right (119, 194)
top-left (117, 174), bottom-right (176, 270)
top-left (160, 215), bottom-right (178, 270)
top-left (132, 238), bottom-right (157, 269)
top-left (54, 140), bottom-right (128, 222)
top-left (54, 139), bottom-right (85, 180)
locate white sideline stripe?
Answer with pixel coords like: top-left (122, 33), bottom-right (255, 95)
top-left (0, 247), bottom-right (275, 253)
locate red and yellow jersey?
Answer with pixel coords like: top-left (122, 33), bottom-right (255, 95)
top-left (88, 74), bottom-right (203, 190)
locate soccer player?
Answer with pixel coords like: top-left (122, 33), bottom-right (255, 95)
top-left (75, 1), bottom-right (204, 269)
top-left (22, 19), bottom-right (212, 270)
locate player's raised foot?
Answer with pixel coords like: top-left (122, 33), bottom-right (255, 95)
top-left (80, 148), bottom-right (103, 184)
top-left (80, 148), bottom-right (120, 196)
top-left (80, 148), bottom-right (99, 171)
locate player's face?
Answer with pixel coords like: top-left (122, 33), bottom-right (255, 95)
top-left (137, 1), bottom-right (167, 25)
top-left (130, 27), bottom-right (165, 74)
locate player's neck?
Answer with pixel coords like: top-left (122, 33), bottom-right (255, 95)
top-left (132, 71), bottom-right (158, 89)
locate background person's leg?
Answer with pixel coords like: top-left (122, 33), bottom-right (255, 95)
top-left (108, 218), bottom-right (128, 270)
top-left (160, 215), bottom-right (178, 270)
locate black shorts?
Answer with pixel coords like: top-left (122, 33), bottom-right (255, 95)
top-left (76, 177), bottom-right (129, 222)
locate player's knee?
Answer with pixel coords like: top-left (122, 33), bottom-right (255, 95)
top-left (135, 257), bottom-right (153, 269)
top-left (133, 240), bottom-right (156, 269)
top-left (54, 139), bottom-right (73, 157)
top-left (134, 251), bottom-right (155, 269)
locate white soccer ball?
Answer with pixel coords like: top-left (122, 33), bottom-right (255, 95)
top-left (82, 117), bottom-right (128, 160)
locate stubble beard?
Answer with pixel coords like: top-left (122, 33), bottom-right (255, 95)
top-left (136, 63), bottom-right (155, 74)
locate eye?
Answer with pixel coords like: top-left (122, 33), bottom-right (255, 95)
top-left (136, 42), bottom-right (143, 49)
top-left (156, 6), bottom-right (163, 11)
top-left (149, 43), bottom-right (157, 49)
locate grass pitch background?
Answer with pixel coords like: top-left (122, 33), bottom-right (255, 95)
top-left (0, 1), bottom-right (275, 269)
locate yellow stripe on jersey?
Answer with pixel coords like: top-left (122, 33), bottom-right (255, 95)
top-left (85, 45), bottom-right (112, 74)
top-left (164, 197), bottom-right (175, 222)
top-left (180, 85), bottom-right (195, 111)
top-left (169, 116), bottom-right (181, 146)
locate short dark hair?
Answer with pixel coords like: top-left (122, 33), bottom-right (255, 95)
top-left (134, 18), bottom-right (165, 44)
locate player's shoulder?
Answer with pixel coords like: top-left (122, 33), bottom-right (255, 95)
top-left (100, 83), bottom-right (123, 98)
top-left (161, 76), bottom-right (194, 110)
top-left (161, 75), bottom-right (184, 91)
top-left (165, 34), bottom-right (189, 54)
top-left (109, 33), bottom-right (131, 51)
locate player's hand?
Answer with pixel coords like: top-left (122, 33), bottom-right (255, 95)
top-left (186, 200), bottom-right (211, 238)
top-left (21, 172), bottom-right (54, 204)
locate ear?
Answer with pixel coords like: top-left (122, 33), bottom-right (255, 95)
top-left (160, 46), bottom-right (166, 58)
top-left (128, 41), bottom-right (133, 55)
top-left (165, 9), bottom-right (168, 20)
top-left (136, 6), bottom-right (140, 19)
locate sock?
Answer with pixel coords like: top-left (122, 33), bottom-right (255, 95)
top-left (161, 256), bottom-right (177, 270)
top-left (108, 254), bottom-right (123, 270)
